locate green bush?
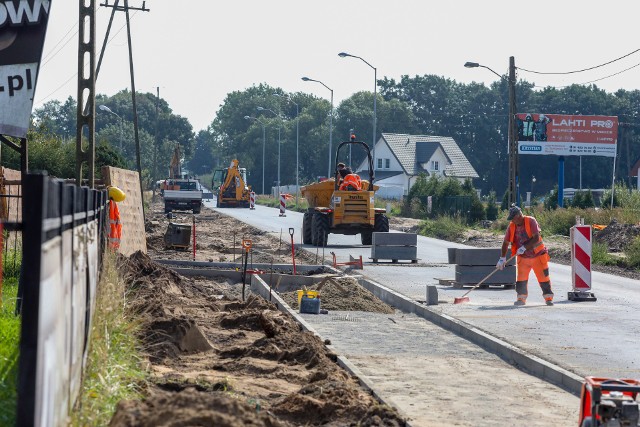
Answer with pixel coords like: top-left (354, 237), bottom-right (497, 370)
top-left (591, 242), bottom-right (619, 266)
top-left (418, 215), bottom-right (466, 241)
top-left (486, 192), bottom-right (498, 221)
top-left (625, 237), bottom-right (640, 268)
top-left (469, 195), bottom-right (485, 222)
top-left (501, 190), bottom-right (509, 210)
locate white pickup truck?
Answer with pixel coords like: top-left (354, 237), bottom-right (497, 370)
top-left (162, 179), bottom-right (203, 214)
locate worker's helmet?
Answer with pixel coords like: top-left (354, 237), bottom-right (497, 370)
top-left (108, 186), bottom-right (126, 202)
top-left (539, 114), bottom-right (546, 121)
top-left (525, 114), bottom-right (532, 121)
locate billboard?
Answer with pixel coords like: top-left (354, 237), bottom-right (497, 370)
top-left (517, 113), bottom-right (618, 157)
top-left (0, 0), bottom-right (52, 138)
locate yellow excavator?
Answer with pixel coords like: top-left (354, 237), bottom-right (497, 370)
top-left (212, 159), bottom-right (251, 208)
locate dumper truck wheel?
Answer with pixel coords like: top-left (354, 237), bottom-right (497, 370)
top-left (374, 214), bottom-right (390, 233)
top-left (302, 213), bottom-right (313, 244)
top-left (312, 213), bottom-right (329, 247)
top-left (361, 230), bottom-right (373, 245)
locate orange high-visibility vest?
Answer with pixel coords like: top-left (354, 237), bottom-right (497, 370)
top-left (339, 174), bottom-right (362, 191)
top-left (109, 201), bottom-right (122, 249)
top-left (507, 215), bottom-right (545, 256)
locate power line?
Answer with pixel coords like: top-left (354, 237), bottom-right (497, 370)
top-left (35, 10), bottom-right (139, 105)
top-left (518, 48), bottom-right (640, 75)
top-left (554, 61), bottom-right (640, 88)
top-left (40, 23), bottom-right (79, 65)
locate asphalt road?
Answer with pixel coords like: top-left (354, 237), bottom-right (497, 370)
top-left (204, 198), bottom-right (640, 380)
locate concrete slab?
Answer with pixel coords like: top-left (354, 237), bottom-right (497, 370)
top-left (455, 265), bottom-right (516, 284)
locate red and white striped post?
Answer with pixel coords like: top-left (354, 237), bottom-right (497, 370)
top-left (569, 222), bottom-right (597, 301)
top-left (249, 191), bottom-right (255, 210)
top-left (279, 193), bottom-right (286, 217)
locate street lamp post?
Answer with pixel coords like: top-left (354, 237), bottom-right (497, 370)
top-left (532, 175), bottom-right (536, 195)
top-left (99, 104), bottom-right (123, 151)
top-left (273, 93), bottom-right (299, 206)
top-left (244, 115), bottom-right (266, 195)
top-left (338, 52), bottom-right (377, 172)
top-left (301, 77), bottom-right (333, 177)
top-left (464, 57), bottom-right (519, 206)
top-left (257, 107), bottom-right (283, 199)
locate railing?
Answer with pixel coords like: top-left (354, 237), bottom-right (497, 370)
top-left (16, 173), bottom-right (108, 427)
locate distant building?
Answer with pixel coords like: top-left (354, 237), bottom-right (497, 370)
top-left (355, 133), bottom-right (479, 199)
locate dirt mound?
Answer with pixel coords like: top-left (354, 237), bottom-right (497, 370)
top-left (145, 201), bottom-right (317, 265)
top-left (282, 276), bottom-right (395, 314)
top-left (112, 251), bottom-right (406, 426)
top-left (110, 386), bottom-right (289, 427)
top-left (144, 317), bottom-right (212, 359)
top-left (594, 219), bottom-right (640, 252)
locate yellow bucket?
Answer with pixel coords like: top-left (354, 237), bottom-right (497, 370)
top-left (297, 290), bottom-right (319, 306)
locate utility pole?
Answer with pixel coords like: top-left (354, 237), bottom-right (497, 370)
top-left (76, 0), bottom-right (96, 188)
top-left (101, 0), bottom-right (149, 206)
top-left (507, 56), bottom-right (519, 206)
top-left (154, 86), bottom-right (159, 186)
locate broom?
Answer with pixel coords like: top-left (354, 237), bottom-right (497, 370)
top-left (453, 253), bottom-right (517, 304)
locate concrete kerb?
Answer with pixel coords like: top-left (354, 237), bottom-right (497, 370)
top-left (248, 273), bottom-right (415, 426)
top-left (356, 276), bottom-right (584, 396)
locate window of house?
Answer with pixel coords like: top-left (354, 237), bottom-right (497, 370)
top-left (385, 158), bottom-right (390, 169)
top-left (431, 160), bottom-right (439, 171)
top-left (377, 158), bottom-right (382, 169)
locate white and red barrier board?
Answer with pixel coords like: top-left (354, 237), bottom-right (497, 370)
top-left (571, 225), bottom-right (592, 291)
top-left (279, 194), bottom-right (286, 216)
top-left (250, 192), bottom-right (255, 209)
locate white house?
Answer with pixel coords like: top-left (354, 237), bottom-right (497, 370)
top-left (355, 133), bottom-right (479, 199)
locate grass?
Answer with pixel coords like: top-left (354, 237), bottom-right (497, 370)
top-left (0, 274), bottom-right (20, 427)
top-left (591, 242), bottom-right (620, 266)
top-left (418, 215), bottom-right (467, 241)
top-left (70, 253), bottom-right (147, 426)
top-left (256, 194), bottom-right (308, 212)
top-left (0, 246), bottom-right (22, 426)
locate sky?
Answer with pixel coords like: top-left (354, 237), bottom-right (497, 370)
top-left (33, 0), bottom-right (640, 133)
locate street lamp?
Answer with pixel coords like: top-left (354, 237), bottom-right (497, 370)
top-left (273, 93), bottom-right (299, 206)
top-left (244, 115), bottom-right (266, 195)
top-left (257, 106), bottom-right (283, 199)
top-left (98, 104), bottom-right (123, 151)
top-left (532, 176), bottom-right (536, 195)
top-left (464, 57), bottom-right (519, 206)
top-left (301, 76), bottom-right (334, 177)
top-left (338, 52), bottom-right (377, 172)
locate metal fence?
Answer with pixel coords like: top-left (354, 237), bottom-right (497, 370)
top-left (16, 173), bottom-right (108, 427)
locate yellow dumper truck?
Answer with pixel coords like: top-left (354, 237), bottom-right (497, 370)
top-left (301, 137), bottom-right (389, 246)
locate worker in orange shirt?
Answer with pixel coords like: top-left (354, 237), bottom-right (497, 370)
top-left (496, 204), bottom-right (554, 306)
top-left (108, 186), bottom-right (125, 250)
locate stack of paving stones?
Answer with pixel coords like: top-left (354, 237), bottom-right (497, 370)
top-left (447, 247), bottom-right (515, 288)
top-left (371, 232), bottom-right (418, 263)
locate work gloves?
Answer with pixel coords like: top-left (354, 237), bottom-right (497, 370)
top-left (516, 246), bottom-right (526, 255)
top-left (496, 257), bottom-right (506, 270)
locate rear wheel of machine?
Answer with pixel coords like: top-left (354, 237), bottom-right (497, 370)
top-left (581, 418), bottom-right (595, 427)
top-left (312, 213), bottom-right (329, 247)
top-left (374, 214), bottom-right (390, 232)
top-left (361, 231), bottom-right (373, 245)
top-left (302, 213), bottom-right (313, 244)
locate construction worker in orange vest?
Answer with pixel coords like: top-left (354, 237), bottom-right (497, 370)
top-left (108, 186), bottom-right (125, 250)
top-left (496, 204), bottom-right (554, 306)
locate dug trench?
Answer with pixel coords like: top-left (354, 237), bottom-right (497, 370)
top-left (109, 200), bottom-right (406, 426)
